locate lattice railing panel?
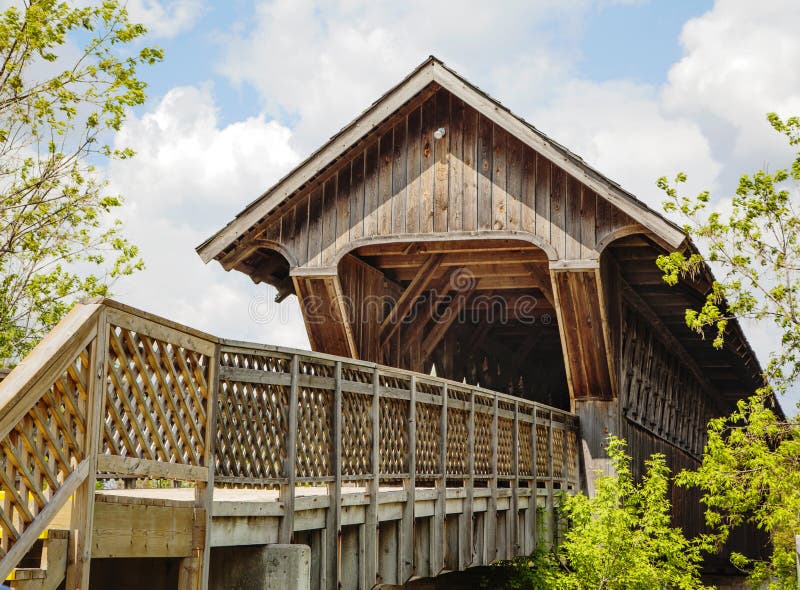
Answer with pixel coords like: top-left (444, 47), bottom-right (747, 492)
top-left (519, 419), bottom-right (534, 476)
top-left (474, 410), bottom-right (493, 476)
top-left (0, 346), bottom-right (91, 555)
top-left (552, 427), bottom-right (564, 480)
top-left (379, 397), bottom-right (408, 475)
top-left (497, 416), bottom-right (513, 476)
top-left (536, 424), bottom-right (549, 478)
top-left (103, 324), bottom-right (210, 466)
top-left (342, 391), bottom-right (371, 477)
top-left (215, 380), bottom-right (288, 482)
top-left (566, 429), bottom-right (578, 483)
top-left (415, 402), bottom-right (440, 476)
top-left (446, 406), bottom-right (468, 475)
top-left (296, 386), bottom-right (333, 479)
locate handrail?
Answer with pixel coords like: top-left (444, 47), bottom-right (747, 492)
top-left (0, 298), bottom-right (580, 583)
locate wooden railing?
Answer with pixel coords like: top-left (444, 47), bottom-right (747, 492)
top-left (0, 299), bottom-right (579, 586)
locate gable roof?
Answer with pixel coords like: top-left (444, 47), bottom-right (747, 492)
top-left (197, 56), bottom-right (686, 263)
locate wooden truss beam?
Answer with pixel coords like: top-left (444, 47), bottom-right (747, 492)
top-left (380, 254), bottom-right (444, 346)
top-left (419, 286), bottom-right (476, 364)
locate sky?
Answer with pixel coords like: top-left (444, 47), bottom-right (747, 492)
top-left (102, 0), bottom-right (800, 408)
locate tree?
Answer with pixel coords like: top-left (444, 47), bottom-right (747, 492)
top-left (0, 0), bottom-right (161, 363)
top-left (497, 438), bottom-right (708, 590)
top-left (658, 114), bottom-right (800, 589)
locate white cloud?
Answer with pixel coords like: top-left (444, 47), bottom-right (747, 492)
top-left (108, 85), bottom-right (309, 348)
top-left (124, 0), bottom-right (206, 38)
top-left (663, 0), bottom-right (800, 185)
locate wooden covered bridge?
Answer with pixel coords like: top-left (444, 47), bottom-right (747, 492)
top-left (0, 57), bottom-right (766, 589)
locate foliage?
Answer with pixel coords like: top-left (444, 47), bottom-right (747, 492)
top-left (656, 114), bottom-right (800, 389)
top-left (658, 113), bottom-right (800, 588)
top-left (0, 0), bottom-right (161, 363)
top-left (492, 438), bottom-right (708, 590)
top-left (676, 395), bottom-right (800, 589)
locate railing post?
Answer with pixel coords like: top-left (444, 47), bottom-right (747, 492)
top-left (529, 406), bottom-right (538, 553)
top-left (280, 354), bottom-right (300, 544)
top-left (433, 383), bottom-right (447, 574)
top-left (487, 395), bottom-right (498, 562)
top-left (511, 401), bottom-right (519, 558)
top-left (400, 375), bottom-right (416, 582)
top-left (66, 307), bottom-right (108, 590)
top-left (463, 389), bottom-right (475, 568)
top-left (180, 342), bottom-right (219, 590)
top-left (325, 361), bottom-right (343, 590)
top-left (546, 410), bottom-right (554, 547)
top-left (364, 368), bottom-right (380, 586)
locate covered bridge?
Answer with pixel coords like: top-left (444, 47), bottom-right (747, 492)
top-left (198, 56), bottom-right (764, 487)
top-left (0, 57), bottom-right (771, 590)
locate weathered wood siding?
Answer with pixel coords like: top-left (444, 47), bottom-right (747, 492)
top-left (338, 254), bottom-right (386, 363)
top-left (618, 303), bottom-right (714, 459)
top-left (261, 88), bottom-right (638, 270)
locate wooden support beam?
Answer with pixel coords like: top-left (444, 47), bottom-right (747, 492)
top-left (381, 254), bottom-right (444, 346)
top-left (65, 313), bottom-right (108, 589)
top-left (527, 263), bottom-right (554, 307)
top-left (419, 286), bottom-right (476, 364)
top-left (551, 268), bottom-right (615, 402)
top-left (294, 275), bottom-right (358, 359)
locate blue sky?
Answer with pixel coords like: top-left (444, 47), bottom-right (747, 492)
top-left (104, 0), bottom-right (800, 409)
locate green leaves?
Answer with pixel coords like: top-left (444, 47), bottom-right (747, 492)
top-left (658, 114), bottom-right (800, 389)
top-left (677, 393), bottom-right (800, 589)
top-left (498, 438), bottom-right (708, 590)
top-left (0, 0), bottom-right (159, 363)
top-left (659, 113), bottom-right (800, 589)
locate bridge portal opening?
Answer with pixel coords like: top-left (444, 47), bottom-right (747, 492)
top-left (339, 238), bottom-right (569, 410)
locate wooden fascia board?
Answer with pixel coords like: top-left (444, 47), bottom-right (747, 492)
top-left (428, 62), bottom-right (686, 250)
top-left (196, 63), bottom-right (437, 264)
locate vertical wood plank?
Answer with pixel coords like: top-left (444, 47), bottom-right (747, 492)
top-left (364, 143), bottom-right (379, 238)
top-left (420, 95), bottom-right (436, 234)
top-left (321, 176), bottom-right (338, 266)
top-left (565, 175), bottom-right (582, 259)
top-left (433, 90), bottom-right (450, 233)
top-left (65, 312), bottom-right (107, 590)
top-left (350, 152), bottom-right (365, 242)
top-left (477, 115), bottom-right (493, 231)
top-left (307, 186), bottom-right (324, 267)
top-left (448, 97), bottom-right (464, 233)
top-left (280, 354), bottom-right (300, 543)
top-left (406, 107), bottom-right (422, 234)
top-left (581, 189), bottom-right (597, 258)
top-left (336, 164), bottom-right (351, 260)
top-left (378, 130), bottom-right (394, 236)
top-left (521, 146), bottom-right (536, 233)
top-left (392, 120), bottom-right (408, 235)
top-left (550, 166), bottom-right (566, 259)
top-left (462, 106), bottom-right (478, 232)
top-left (535, 154), bottom-right (551, 244)
top-left (492, 126), bottom-right (507, 231)
top-left (365, 369), bottom-right (380, 587)
top-left (506, 136), bottom-right (523, 231)
top-left (326, 362), bottom-right (343, 590)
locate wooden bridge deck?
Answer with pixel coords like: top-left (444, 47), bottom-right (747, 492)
top-left (0, 299), bottom-right (580, 589)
